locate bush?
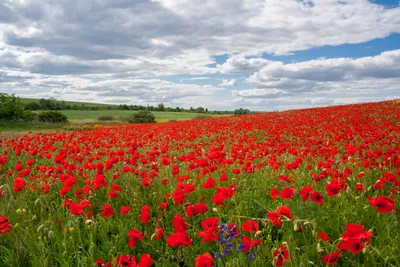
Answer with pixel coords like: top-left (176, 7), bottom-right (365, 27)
top-left (21, 111), bottom-right (38, 122)
top-left (24, 102), bottom-right (41, 111)
top-left (0, 93), bottom-right (24, 121)
top-left (97, 115), bottom-right (114, 121)
top-left (38, 111), bottom-right (68, 123)
top-left (125, 111), bottom-right (156, 123)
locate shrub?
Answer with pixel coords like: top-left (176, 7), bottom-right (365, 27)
top-left (21, 111), bottom-right (38, 122)
top-left (24, 102), bottom-right (41, 111)
top-left (98, 115), bottom-right (114, 121)
top-left (0, 93), bottom-right (24, 121)
top-left (38, 111), bottom-right (68, 123)
top-left (127, 111), bottom-right (156, 123)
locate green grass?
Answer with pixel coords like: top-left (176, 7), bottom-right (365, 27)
top-left (0, 122), bottom-right (67, 132)
top-left (58, 110), bottom-right (222, 122)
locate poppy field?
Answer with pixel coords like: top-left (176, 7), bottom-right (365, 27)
top-left (0, 100), bottom-right (400, 267)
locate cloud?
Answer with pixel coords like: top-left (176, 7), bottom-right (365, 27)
top-left (219, 79), bottom-right (238, 86)
top-left (231, 50), bottom-right (400, 110)
top-left (1, 0), bottom-right (400, 109)
top-left (248, 50), bottom-right (400, 86)
top-left (217, 56), bottom-right (273, 73)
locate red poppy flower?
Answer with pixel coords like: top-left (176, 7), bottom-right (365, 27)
top-left (173, 188), bottom-right (186, 205)
top-left (120, 206), bottom-right (131, 215)
top-left (280, 187), bottom-right (294, 200)
top-left (339, 224), bottom-right (372, 254)
top-left (195, 253), bottom-right (214, 267)
top-left (138, 254), bottom-right (154, 267)
top-left (268, 206), bottom-right (292, 227)
top-left (201, 217), bottom-right (219, 231)
top-left (368, 196), bottom-right (395, 213)
top-left (202, 177), bottom-right (215, 189)
top-left (270, 188), bottom-right (279, 200)
top-left (242, 220), bottom-right (259, 233)
top-left (166, 231), bottom-right (192, 247)
top-left (153, 226), bottom-right (164, 240)
top-left (321, 249), bottom-right (340, 265)
top-left (355, 183), bottom-right (364, 192)
top-left (127, 228), bottom-right (144, 248)
top-left (198, 228), bottom-right (218, 243)
top-left (140, 205), bottom-right (151, 223)
top-left (13, 177), bottom-right (26, 193)
top-left (318, 232), bottom-right (331, 242)
top-left (298, 185), bottom-right (312, 202)
top-left (100, 203), bottom-right (114, 218)
top-left (311, 191), bottom-right (324, 205)
top-left (272, 243), bottom-right (291, 266)
top-left (115, 255), bottom-right (136, 267)
top-left (220, 173), bottom-right (228, 182)
top-left (172, 214), bottom-right (188, 232)
top-left (160, 202), bottom-right (168, 212)
top-left (0, 216), bottom-right (11, 234)
top-left (241, 236), bottom-right (262, 252)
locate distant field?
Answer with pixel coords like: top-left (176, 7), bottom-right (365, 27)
top-left (59, 110), bottom-right (222, 122)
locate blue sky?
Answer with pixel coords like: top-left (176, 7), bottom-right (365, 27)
top-left (1, 0), bottom-right (400, 110)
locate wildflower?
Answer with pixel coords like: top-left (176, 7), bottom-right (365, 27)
top-left (338, 224), bottom-right (372, 254)
top-left (321, 250), bottom-right (340, 266)
top-left (0, 216), bottom-right (11, 234)
top-left (166, 231), bottom-right (192, 247)
top-left (242, 220), bottom-right (259, 233)
top-left (195, 253), bottom-right (214, 267)
top-left (140, 205), bottom-right (151, 223)
top-left (298, 185), bottom-right (312, 202)
top-left (172, 214), bottom-right (188, 232)
top-left (272, 243), bottom-right (291, 266)
top-left (368, 196), bottom-right (395, 213)
top-left (127, 228), bottom-right (144, 248)
top-left (100, 203), bottom-right (114, 218)
top-left (311, 191), bottom-right (324, 205)
top-left (120, 206), bottom-right (131, 215)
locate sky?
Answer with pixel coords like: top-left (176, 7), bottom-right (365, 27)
top-left (0, 0), bottom-right (400, 111)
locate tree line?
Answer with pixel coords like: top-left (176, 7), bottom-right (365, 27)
top-left (23, 97), bottom-right (249, 115)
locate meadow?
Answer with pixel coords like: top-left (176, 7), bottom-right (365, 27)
top-left (58, 110), bottom-right (221, 122)
top-left (0, 100), bottom-right (399, 266)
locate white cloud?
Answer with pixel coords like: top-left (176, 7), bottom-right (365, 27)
top-left (219, 79), bottom-right (238, 86)
top-left (0, 0), bottom-right (400, 109)
top-left (246, 50), bottom-right (400, 94)
top-left (217, 56), bottom-right (273, 73)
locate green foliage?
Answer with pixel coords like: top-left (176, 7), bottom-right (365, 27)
top-left (196, 107), bottom-right (205, 113)
top-left (129, 110), bottom-right (156, 123)
top-left (21, 111), bottom-right (38, 121)
top-left (234, 108), bottom-right (250, 115)
top-left (24, 102), bottom-right (41, 110)
top-left (97, 115), bottom-right (114, 121)
top-left (0, 93), bottom-right (25, 121)
top-left (37, 111), bottom-right (68, 123)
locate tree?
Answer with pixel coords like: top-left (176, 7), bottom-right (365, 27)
top-left (234, 108), bottom-right (251, 115)
top-left (24, 102), bottom-right (41, 110)
top-left (158, 103), bottom-right (165, 112)
top-left (0, 93), bottom-right (24, 121)
top-left (196, 107), bottom-right (205, 113)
